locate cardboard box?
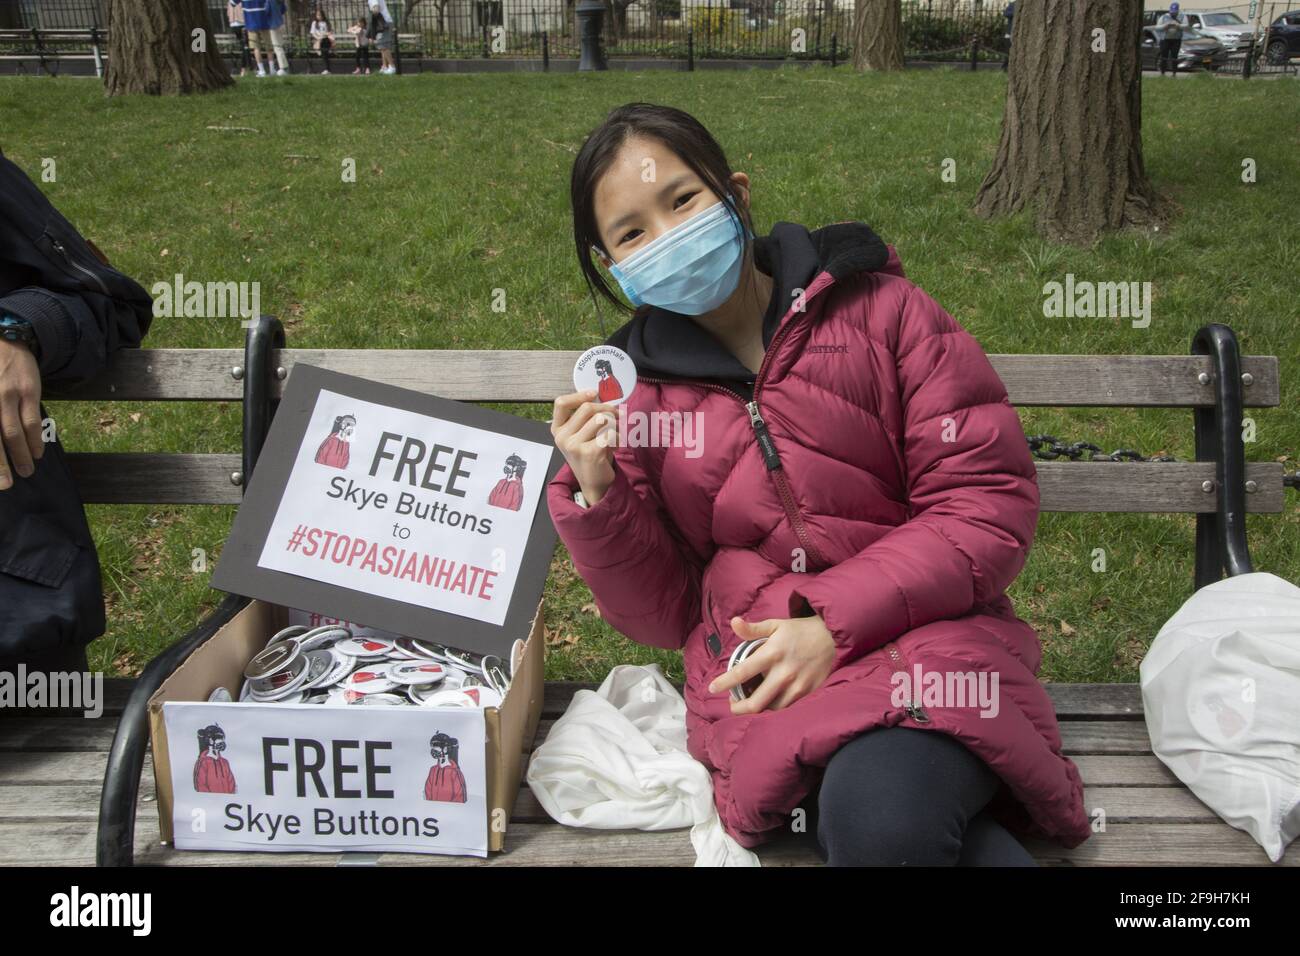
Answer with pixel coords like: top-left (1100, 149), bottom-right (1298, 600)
top-left (147, 596), bottom-right (545, 857)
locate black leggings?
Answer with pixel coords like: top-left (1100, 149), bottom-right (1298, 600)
top-left (1158, 38), bottom-right (1182, 74)
top-left (794, 725), bottom-right (1038, 866)
top-left (355, 45), bottom-right (371, 69)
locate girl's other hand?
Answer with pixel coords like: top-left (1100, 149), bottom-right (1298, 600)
top-left (708, 614), bottom-right (836, 714)
top-left (551, 388), bottom-right (618, 506)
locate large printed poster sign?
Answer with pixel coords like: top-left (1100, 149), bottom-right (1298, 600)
top-left (163, 701), bottom-right (489, 856)
top-left (212, 364), bottom-right (563, 659)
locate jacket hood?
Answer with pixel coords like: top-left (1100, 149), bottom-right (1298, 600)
top-left (604, 220), bottom-right (892, 384)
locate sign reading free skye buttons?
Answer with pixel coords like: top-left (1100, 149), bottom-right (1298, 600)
top-left (211, 364), bottom-right (565, 661)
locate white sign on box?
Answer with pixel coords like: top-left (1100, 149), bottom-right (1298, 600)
top-left (257, 388), bottom-right (552, 627)
top-left (163, 700), bottom-right (489, 856)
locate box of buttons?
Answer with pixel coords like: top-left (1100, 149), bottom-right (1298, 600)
top-left (146, 597), bottom-right (545, 858)
top-left (146, 363), bottom-right (563, 858)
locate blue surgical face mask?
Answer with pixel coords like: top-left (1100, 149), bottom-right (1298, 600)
top-left (607, 195), bottom-right (751, 316)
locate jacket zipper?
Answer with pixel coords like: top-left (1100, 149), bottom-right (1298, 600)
top-left (703, 591), bottom-right (724, 657)
top-left (638, 275), bottom-right (833, 572)
top-left (51, 238), bottom-right (110, 295)
top-left (884, 640), bottom-right (931, 724)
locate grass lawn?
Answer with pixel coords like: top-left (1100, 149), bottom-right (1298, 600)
top-left (1, 67), bottom-right (1296, 683)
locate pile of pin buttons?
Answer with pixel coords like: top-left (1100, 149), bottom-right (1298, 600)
top-left (231, 625), bottom-right (516, 708)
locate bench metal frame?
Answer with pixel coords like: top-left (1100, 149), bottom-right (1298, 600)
top-left (88, 320), bottom-right (1286, 865)
top-left (96, 316), bottom-right (282, 866)
top-left (0, 26), bottom-right (105, 76)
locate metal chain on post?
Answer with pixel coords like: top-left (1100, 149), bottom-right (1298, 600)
top-left (1025, 434), bottom-right (1177, 463)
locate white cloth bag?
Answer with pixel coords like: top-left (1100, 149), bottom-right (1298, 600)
top-left (1140, 571), bottom-right (1300, 862)
top-left (525, 663), bottom-right (760, 866)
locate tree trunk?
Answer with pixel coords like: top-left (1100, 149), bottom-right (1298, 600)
top-left (852, 0), bottom-right (904, 71)
top-left (973, 0), bottom-right (1166, 243)
top-left (105, 0), bottom-right (232, 96)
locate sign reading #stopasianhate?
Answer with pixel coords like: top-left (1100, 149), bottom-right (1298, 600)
top-left (212, 364), bottom-right (563, 659)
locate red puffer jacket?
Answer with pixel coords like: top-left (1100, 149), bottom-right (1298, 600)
top-left (547, 220), bottom-right (1092, 850)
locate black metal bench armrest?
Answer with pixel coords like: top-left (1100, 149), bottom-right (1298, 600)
top-left (96, 592), bottom-right (250, 866)
top-left (96, 316), bottom-right (283, 866)
top-left (1192, 323), bottom-right (1255, 587)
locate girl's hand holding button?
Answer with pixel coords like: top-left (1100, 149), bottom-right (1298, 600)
top-left (551, 388), bottom-right (619, 507)
top-left (709, 614), bottom-right (836, 715)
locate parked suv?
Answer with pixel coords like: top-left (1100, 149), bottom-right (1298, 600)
top-left (1178, 10), bottom-right (1257, 51)
top-left (1264, 10), bottom-right (1300, 61)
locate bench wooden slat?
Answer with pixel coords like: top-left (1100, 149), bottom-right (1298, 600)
top-left (45, 349), bottom-right (1281, 407)
top-left (67, 453), bottom-right (242, 505)
top-left (534, 680), bottom-right (1149, 718)
top-left (1036, 461), bottom-right (1284, 513)
top-left (62, 452), bottom-right (1288, 512)
top-left (0, 781), bottom-right (1215, 827)
top-left (0, 677), bottom-right (133, 719)
top-left (5, 817), bottom-right (1289, 867)
top-left (0, 714), bottom-right (1165, 759)
top-left (6, 679), bottom-right (1297, 866)
top-left (46, 349), bottom-right (245, 402)
top-left (0, 749), bottom-right (1183, 790)
top-left (0, 750), bottom-right (148, 786)
top-left (1022, 823), bottom-right (1297, 866)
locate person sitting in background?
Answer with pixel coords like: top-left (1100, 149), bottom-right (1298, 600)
top-left (349, 17), bottom-right (372, 75)
top-left (226, 0), bottom-right (251, 77)
top-left (0, 148), bottom-right (153, 676)
top-left (310, 7), bottom-right (335, 76)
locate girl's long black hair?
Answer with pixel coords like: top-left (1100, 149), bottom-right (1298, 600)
top-left (570, 102), bottom-right (755, 337)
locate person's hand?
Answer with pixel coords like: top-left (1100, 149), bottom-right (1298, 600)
top-left (550, 388), bottom-right (619, 506)
top-left (708, 613), bottom-right (836, 714)
top-left (0, 338), bottom-right (44, 490)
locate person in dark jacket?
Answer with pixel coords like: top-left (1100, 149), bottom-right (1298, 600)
top-left (0, 147), bottom-right (153, 673)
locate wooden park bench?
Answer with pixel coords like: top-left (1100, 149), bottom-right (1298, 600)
top-left (0, 27), bottom-right (107, 77)
top-left (2, 317), bottom-right (1295, 866)
top-left (213, 30), bottom-right (426, 74)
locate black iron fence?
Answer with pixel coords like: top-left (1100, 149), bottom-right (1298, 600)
top-left (302, 0), bottom-right (1005, 61)
top-left (0, 0), bottom-right (1011, 62)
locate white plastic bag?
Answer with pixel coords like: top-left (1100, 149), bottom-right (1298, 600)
top-left (1140, 571), bottom-right (1300, 862)
top-left (525, 663), bottom-right (760, 867)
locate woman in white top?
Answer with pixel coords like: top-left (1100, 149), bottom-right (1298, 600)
top-left (310, 7), bottom-right (336, 75)
top-left (226, 1), bottom-right (251, 76)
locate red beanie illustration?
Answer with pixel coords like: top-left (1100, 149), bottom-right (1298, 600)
top-left (193, 724), bottom-right (237, 794)
top-left (314, 414), bottom-right (356, 469)
top-left (423, 731), bottom-right (467, 803)
top-left (487, 453), bottom-right (526, 512)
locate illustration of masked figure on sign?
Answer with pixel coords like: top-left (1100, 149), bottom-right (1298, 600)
top-left (314, 414), bottom-right (356, 469)
top-left (423, 731), bottom-right (467, 803)
top-left (595, 358), bottom-right (623, 404)
top-left (487, 453), bottom-right (526, 512)
top-left (193, 724), bottom-right (237, 794)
